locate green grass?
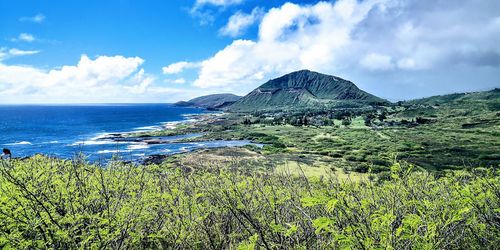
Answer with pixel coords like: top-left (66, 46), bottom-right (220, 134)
top-left (189, 89), bottom-right (500, 172)
top-left (274, 161), bottom-right (367, 182)
top-left (198, 119), bottom-right (498, 172)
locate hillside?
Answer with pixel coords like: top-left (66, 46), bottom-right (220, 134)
top-left (228, 70), bottom-right (388, 112)
top-left (397, 88), bottom-right (500, 119)
top-left (406, 88), bottom-right (500, 107)
top-left (174, 93), bottom-right (241, 110)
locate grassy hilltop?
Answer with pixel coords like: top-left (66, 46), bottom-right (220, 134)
top-left (228, 70), bottom-right (389, 112)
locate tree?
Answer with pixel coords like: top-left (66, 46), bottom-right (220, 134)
top-left (242, 117), bottom-right (252, 125)
top-left (342, 117), bottom-right (352, 127)
top-left (378, 112), bottom-right (387, 122)
top-left (364, 114), bottom-right (375, 126)
top-left (302, 115), bottom-right (308, 126)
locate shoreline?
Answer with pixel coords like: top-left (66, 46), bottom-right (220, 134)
top-left (98, 112), bottom-right (220, 143)
top-left (3, 111), bottom-right (262, 165)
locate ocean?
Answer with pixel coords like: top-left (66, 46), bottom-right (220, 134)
top-left (0, 104), bottom-right (253, 162)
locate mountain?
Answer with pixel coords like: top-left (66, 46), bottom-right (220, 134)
top-left (174, 94), bottom-right (241, 110)
top-left (228, 70), bottom-right (388, 112)
top-left (405, 88), bottom-right (500, 106)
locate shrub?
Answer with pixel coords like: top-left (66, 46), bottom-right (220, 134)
top-left (0, 157), bottom-right (498, 249)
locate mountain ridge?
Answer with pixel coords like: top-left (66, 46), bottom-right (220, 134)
top-left (228, 70), bottom-right (389, 112)
top-left (174, 93), bottom-right (241, 110)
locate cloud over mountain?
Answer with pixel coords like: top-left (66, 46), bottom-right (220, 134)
top-left (169, 0), bottom-right (500, 98)
top-left (219, 7), bottom-right (264, 37)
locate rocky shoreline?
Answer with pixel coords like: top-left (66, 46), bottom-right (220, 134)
top-left (91, 112), bottom-right (249, 165)
top-left (3, 112), bottom-right (259, 165)
top-left (97, 113), bottom-right (211, 144)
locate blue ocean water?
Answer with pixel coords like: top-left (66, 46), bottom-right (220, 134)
top-left (0, 104), bottom-right (253, 162)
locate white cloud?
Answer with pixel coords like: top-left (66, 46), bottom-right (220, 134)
top-left (191, 0), bottom-right (245, 25)
top-left (0, 55), bottom-right (196, 103)
top-left (164, 78), bottom-right (187, 84)
top-left (360, 53), bottom-right (394, 71)
top-left (195, 0), bottom-right (243, 7)
top-left (220, 7), bottom-right (264, 37)
top-left (11, 33), bottom-right (36, 42)
top-left (0, 49), bottom-right (6, 61)
top-left (193, 0), bottom-right (375, 89)
top-left (162, 61), bottom-right (199, 74)
top-left (8, 48), bottom-right (39, 56)
top-left (19, 33), bottom-right (35, 42)
top-left (173, 78), bottom-right (187, 84)
top-left (179, 0), bottom-right (500, 98)
top-left (20, 13), bottom-right (45, 23)
top-left (123, 69), bottom-right (154, 94)
top-left (0, 47), bottom-right (39, 61)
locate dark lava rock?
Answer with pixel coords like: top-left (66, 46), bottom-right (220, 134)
top-left (144, 139), bottom-right (164, 145)
top-left (142, 154), bottom-right (168, 165)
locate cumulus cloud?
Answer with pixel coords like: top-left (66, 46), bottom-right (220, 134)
top-left (180, 0), bottom-right (500, 98)
top-left (193, 0), bottom-right (375, 89)
top-left (19, 13), bottom-right (45, 23)
top-left (11, 33), bottom-right (36, 42)
top-left (162, 61), bottom-right (200, 74)
top-left (219, 7), bottom-right (264, 37)
top-left (0, 55), bottom-right (195, 103)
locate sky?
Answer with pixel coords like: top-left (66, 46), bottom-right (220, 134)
top-left (0, 0), bottom-right (499, 103)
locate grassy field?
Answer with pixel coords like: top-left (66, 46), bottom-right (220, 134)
top-left (122, 90), bottom-right (500, 179)
top-left (193, 121), bottom-right (498, 172)
top-left (169, 89), bottom-right (500, 174)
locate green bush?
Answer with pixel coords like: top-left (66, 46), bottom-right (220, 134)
top-left (0, 157), bottom-right (498, 249)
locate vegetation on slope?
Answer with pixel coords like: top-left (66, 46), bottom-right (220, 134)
top-left (174, 94), bottom-right (241, 110)
top-left (169, 88), bottom-right (498, 172)
top-left (1, 156), bottom-right (498, 249)
top-left (229, 70), bottom-right (388, 112)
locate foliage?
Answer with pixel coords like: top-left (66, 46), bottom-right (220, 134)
top-left (1, 156), bottom-right (498, 249)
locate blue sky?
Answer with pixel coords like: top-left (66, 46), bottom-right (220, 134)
top-left (1, 0), bottom-right (499, 103)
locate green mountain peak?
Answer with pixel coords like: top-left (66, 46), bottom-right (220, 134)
top-left (228, 70), bottom-right (388, 112)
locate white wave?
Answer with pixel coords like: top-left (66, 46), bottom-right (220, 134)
top-left (70, 140), bottom-right (127, 146)
top-left (133, 125), bottom-right (162, 131)
top-left (41, 140), bottom-right (59, 144)
top-left (161, 121), bottom-right (182, 129)
top-left (127, 144), bottom-right (150, 150)
top-left (89, 133), bottom-right (111, 140)
top-left (97, 149), bottom-right (121, 154)
top-left (97, 149), bottom-right (132, 154)
top-left (6, 141), bottom-right (32, 145)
